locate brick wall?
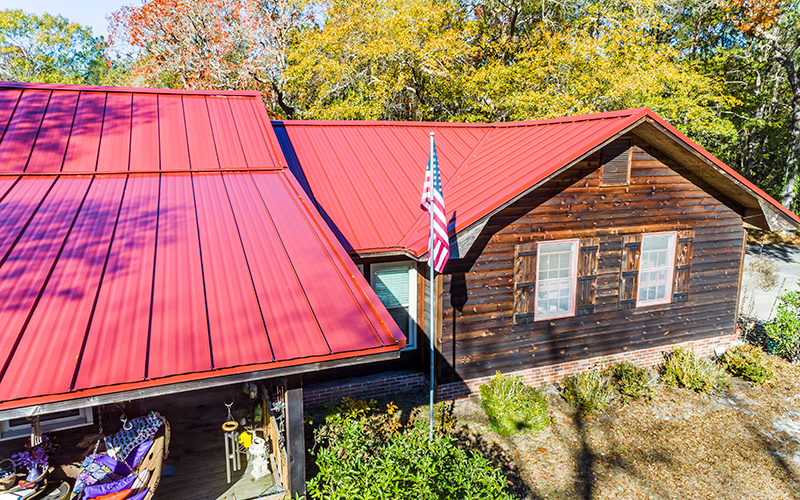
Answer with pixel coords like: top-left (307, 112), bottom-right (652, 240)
top-left (303, 332), bottom-right (739, 408)
top-left (304, 371), bottom-right (425, 409)
top-left (437, 332), bottom-right (740, 401)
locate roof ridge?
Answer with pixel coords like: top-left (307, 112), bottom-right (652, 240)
top-left (274, 108), bottom-right (651, 129)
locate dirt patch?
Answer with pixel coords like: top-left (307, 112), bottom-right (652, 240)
top-left (442, 357), bottom-right (800, 499)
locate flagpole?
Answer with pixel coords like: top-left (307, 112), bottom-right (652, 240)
top-left (429, 131), bottom-right (435, 442)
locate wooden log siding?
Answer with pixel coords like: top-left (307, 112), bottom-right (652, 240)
top-left (440, 138), bottom-right (745, 384)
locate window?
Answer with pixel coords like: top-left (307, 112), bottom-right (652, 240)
top-left (513, 239), bottom-right (598, 324)
top-left (600, 138), bottom-right (631, 187)
top-left (0, 407), bottom-right (93, 441)
top-left (637, 233), bottom-right (676, 306)
top-left (535, 241), bottom-right (579, 320)
top-left (618, 230), bottom-right (694, 310)
top-left (370, 262), bottom-right (418, 350)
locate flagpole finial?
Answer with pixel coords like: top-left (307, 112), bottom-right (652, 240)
top-left (429, 132), bottom-right (434, 137)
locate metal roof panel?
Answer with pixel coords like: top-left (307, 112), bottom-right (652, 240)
top-left (148, 174), bottom-right (211, 377)
top-left (61, 92), bottom-right (106, 172)
top-left (25, 91), bottom-right (79, 173)
top-left (0, 176), bottom-right (125, 400)
top-left (0, 90), bottom-right (50, 173)
top-left (73, 174), bottom-right (160, 390)
top-left (96, 93), bottom-right (133, 172)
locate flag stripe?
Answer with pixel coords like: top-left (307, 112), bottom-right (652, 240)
top-left (420, 135), bottom-right (449, 273)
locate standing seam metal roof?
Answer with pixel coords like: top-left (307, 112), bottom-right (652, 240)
top-left (0, 82), bottom-right (404, 412)
top-left (276, 110), bottom-right (800, 258)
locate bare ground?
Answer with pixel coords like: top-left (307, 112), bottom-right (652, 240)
top-left (441, 356), bottom-right (800, 500)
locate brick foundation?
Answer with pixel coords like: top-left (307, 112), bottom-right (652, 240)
top-left (304, 371), bottom-right (424, 409)
top-left (302, 332), bottom-right (739, 408)
top-left (436, 332), bottom-right (740, 401)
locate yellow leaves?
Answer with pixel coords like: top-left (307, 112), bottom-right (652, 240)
top-left (287, 0), bottom-right (469, 120)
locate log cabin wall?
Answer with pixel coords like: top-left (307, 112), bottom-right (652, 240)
top-left (440, 135), bottom-right (745, 384)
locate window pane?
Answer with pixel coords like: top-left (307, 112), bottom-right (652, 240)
top-left (540, 242), bottom-right (573, 254)
top-left (387, 306), bottom-right (410, 335)
top-left (537, 278), bottom-right (572, 316)
top-left (642, 234), bottom-right (671, 252)
top-left (373, 266), bottom-right (409, 307)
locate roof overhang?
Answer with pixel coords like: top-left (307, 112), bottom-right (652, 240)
top-left (633, 117), bottom-right (800, 231)
top-left (0, 348), bottom-right (400, 420)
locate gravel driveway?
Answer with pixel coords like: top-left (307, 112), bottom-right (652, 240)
top-left (743, 243), bottom-right (800, 322)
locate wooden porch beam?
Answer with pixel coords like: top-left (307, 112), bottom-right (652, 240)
top-left (285, 374), bottom-right (306, 497)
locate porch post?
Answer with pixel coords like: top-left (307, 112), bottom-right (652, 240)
top-left (285, 374), bottom-right (306, 497)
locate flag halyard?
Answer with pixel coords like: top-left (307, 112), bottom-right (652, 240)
top-left (421, 134), bottom-right (450, 273)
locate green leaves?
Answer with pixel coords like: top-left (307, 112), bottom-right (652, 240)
top-left (766, 282), bottom-right (800, 363)
top-left (0, 9), bottom-right (107, 85)
top-left (308, 399), bottom-right (514, 499)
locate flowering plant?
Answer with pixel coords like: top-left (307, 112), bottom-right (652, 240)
top-left (11, 435), bottom-right (54, 471)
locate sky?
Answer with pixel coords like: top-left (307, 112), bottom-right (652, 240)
top-left (0, 0), bottom-right (129, 38)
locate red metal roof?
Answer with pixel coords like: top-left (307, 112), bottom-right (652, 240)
top-left (0, 82), bottom-right (404, 412)
top-left (276, 110), bottom-right (800, 257)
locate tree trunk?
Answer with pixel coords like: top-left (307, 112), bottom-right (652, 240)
top-left (780, 57), bottom-right (800, 210)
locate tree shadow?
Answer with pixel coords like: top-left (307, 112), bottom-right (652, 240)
top-left (452, 423), bottom-right (538, 499)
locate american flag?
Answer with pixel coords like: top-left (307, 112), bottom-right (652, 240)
top-left (420, 134), bottom-right (450, 273)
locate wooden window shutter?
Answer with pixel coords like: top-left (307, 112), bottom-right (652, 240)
top-left (513, 243), bottom-right (537, 324)
top-left (618, 235), bottom-right (642, 310)
top-left (672, 230), bottom-right (695, 303)
top-left (576, 238), bottom-right (599, 316)
top-left (600, 139), bottom-right (632, 187)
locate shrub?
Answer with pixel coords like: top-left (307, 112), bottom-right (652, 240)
top-left (479, 371), bottom-right (549, 436)
top-left (308, 399), bottom-right (514, 500)
top-left (660, 347), bottom-right (728, 393)
top-left (560, 370), bottom-right (614, 415)
top-left (765, 283), bottom-right (800, 363)
top-left (610, 361), bottom-right (656, 403)
top-left (720, 344), bottom-right (774, 383)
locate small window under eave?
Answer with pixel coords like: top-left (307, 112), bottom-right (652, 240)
top-left (600, 138), bottom-right (632, 187)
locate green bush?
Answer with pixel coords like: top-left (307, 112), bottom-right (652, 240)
top-left (479, 371), bottom-right (549, 436)
top-left (560, 370), bottom-right (614, 415)
top-left (308, 399), bottom-right (514, 500)
top-left (660, 347), bottom-right (728, 393)
top-left (610, 361), bottom-right (656, 403)
top-left (720, 344), bottom-right (774, 383)
top-left (765, 284), bottom-right (800, 362)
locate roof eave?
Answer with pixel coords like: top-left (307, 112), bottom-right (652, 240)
top-left (0, 347), bottom-right (402, 419)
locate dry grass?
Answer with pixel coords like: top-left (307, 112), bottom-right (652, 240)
top-left (747, 228), bottom-right (800, 247)
top-left (446, 355), bottom-right (800, 499)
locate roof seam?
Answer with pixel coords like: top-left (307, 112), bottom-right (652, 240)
top-left (69, 175), bottom-right (130, 391)
top-left (219, 173), bottom-right (277, 362)
top-left (247, 171), bottom-right (333, 354)
top-left (0, 176), bottom-right (95, 384)
top-left (22, 90), bottom-right (53, 173)
top-left (0, 177), bottom-right (58, 268)
top-left (59, 91), bottom-right (83, 172)
top-left (143, 174), bottom-right (162, 380)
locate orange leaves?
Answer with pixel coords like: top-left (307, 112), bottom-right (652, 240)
top-left (721, 0), bottom-right (783, 34)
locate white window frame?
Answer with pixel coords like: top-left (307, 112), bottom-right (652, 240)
top-left (636, 231), bottom-right (677, 307)
top-left (0, 407), bottom-right (93, 441)
top-left (370, 262), bottom-right (418, 350)
top-left (534, 239), bottom-right (579, 321)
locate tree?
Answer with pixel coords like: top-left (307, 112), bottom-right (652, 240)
top-left (286, 0), bottom-right (471, 120)
top-left (110, 0), bottom-right (307, 116)
top-left (721, 0), bottom-right (800, 209)
top-left (0, 9), bottom-right (108, 85)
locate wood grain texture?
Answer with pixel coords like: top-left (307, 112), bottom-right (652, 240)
top-left (440, 136), bottom-right (745, 384)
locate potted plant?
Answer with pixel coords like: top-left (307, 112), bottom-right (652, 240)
top-left (11, 435), bottom-right (54, 482)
